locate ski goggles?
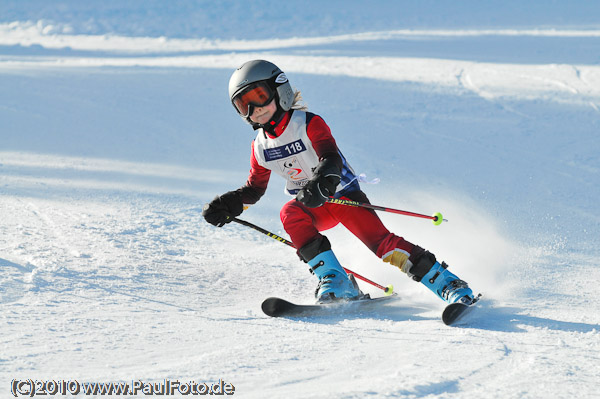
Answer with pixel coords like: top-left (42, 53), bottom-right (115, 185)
top-left (231, 81), bottom-right (275, 117)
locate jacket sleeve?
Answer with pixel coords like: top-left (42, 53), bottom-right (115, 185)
top-left (306, 114), bottom-right (343, 171)
top-left (236, 140), bottom-right (271, 204)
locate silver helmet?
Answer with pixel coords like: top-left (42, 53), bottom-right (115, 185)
top-left (228, 60), bottom-right (295, 125)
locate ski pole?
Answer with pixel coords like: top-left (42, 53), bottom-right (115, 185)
top-left (232, 217), bottom-right (393, 294)
top-left (325, 198), bottom-right (448, 225)
top-left (233, 217), bottom-right (295, 248)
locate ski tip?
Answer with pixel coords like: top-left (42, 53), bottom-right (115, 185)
top-left (442, 294), bottom-right (482, 325)
top-left (442, 302), bottom-right (469, 325)
top-left (261, 297), bottom-right (285, 317)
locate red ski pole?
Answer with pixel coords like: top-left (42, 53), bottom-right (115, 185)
top-left (326, 198), bottom-right (448, 225)
top-left (232, 218), bottom-right (393, 294)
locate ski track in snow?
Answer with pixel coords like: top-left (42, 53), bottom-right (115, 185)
top-left (2, 3), bottom-right (600, 399)
top-left (2, 53), bottom-right (600, 111)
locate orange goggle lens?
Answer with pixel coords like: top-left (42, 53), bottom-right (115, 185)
top-left (232, 83), bottom-right (274, 117)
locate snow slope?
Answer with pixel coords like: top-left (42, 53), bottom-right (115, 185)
top-left (1, 1), bottom-right (599, 398)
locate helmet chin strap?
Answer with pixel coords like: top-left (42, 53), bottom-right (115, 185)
top-left (248, 99), bottom-right (286, 133)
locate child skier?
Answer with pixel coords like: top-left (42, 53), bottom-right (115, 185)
top-left (203, 59), bottom-right (475, 305)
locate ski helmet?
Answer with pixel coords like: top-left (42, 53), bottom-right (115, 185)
top-left (228, 60), bottom-right (294, 127)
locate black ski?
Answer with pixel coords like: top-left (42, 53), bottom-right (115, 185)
top-left (263, 293), bottom-right (481, 324)
top-left (261, 294), bottom-right (397, 317)
top-left (442, 295), bottom-right (482, 325)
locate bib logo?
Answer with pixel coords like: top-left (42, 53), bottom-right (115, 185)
top-left (278, 157), bottom-right (308, 181)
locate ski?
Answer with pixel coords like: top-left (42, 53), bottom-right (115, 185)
top-left (261, 294), bottom-right (398, 317)
top-left (262, 293), bottom-right (481, 324)
top-left (442, 294), bottom-right (482, 325)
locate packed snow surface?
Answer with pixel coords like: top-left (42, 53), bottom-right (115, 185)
top-left (1, 1), bottom-right (599, 398)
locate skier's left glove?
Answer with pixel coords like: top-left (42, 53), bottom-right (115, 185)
top-left (296, 157), bottom-right (341, 208)
top-left (202, 190), bottom-right (244, 227)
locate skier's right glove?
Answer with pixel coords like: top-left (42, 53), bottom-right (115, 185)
top-left (296, 156), bottom-right (341, 208)
top-left (202, 190), bottom-right (244, 227)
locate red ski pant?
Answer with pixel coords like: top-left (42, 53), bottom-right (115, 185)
top-left (280, 194), bottom-right (416, 269)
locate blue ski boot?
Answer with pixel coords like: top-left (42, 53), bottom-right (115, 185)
top-left (308, 250), bottom-right (362, 302)
top-left (407, 249), bottom-right (475, 305)
top-left (420, 261), bottom-right (475, 304)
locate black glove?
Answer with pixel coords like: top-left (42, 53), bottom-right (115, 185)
top-left (202, 191), bottom-right (244, 227)
top-left (296, 157), bottom-right (341, 208)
